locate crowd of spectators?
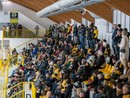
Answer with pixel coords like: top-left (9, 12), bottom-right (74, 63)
top-left (8, 23), bottom-right (130, 98)
top-left (3, 23), bottom-right (23, 37)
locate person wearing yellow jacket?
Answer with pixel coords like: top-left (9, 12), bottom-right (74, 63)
top-left (94, 26), bottom-right (99, 39)
top-left (51, 64), bottom-right (60, 80)
top-left (67, 24), bottom-right (72, 40)
top-left (67, 24), bottom-right (72, 34)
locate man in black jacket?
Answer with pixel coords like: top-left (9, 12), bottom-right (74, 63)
top-left (114, 29), bottom-right (122, 60)
top-left (94, 50), bottom-right (105, 69)
top-left (76, 59), bottom-right (92, 82)
top-left (112, 24), bottom-right (117, 54)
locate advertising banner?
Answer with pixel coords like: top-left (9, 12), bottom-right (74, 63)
top-left (10, 12), bottom-right (18, 23)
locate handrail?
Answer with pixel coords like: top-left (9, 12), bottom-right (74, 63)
top-left (0, 82), bottom-right (36, 98)
top-left (9, 36), bottom-right (40, 53)
top-left (15, 38), bottom-right (37, 49)
top-left (7, 82), bottom-right (33, 90)
top-left (7, 82), bottom-right (23, 91)
top-left (3, 29), bottom-right (44, 30)
top-left (2, 28), bottom-right (42, 38)
top-left (6, 82), bottom-right (36, 98)
top-left (9, 90), bottom-right (25, 98)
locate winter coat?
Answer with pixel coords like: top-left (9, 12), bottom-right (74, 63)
top-left (120, 35), bottom-right (129, 62)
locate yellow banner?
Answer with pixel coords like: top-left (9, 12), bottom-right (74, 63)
top-left (10, 12), bottom-right (18, 23)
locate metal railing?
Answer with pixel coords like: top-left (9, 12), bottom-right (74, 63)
top-left (0, 58), bottom-right (10, 98)
top-left (3, 29), bottom-right (38, 38)
top-left (0, 82), bottom-right (36, 98)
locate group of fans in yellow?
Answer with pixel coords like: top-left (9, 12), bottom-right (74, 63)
top-left (5, 23), bottom-right (130, 98)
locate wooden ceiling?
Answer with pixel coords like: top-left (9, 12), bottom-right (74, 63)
top-left (9, 0), bottom-right (130, 24)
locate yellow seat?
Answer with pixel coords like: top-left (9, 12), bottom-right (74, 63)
top-left (99, 65), bottom-right (115, 75)
top-left (110, 66), bottom-right (115, 73)
top-left (107, 65), bottom-right (112, 71)
top-left (99, 64), bottom-right (109, 72)
top-left (104, 64), bottom-right (109, 70)
top-left (83, 75), bottom-right (94, 85)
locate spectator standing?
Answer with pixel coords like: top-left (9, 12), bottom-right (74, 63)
top-left (112, 24), bottom-right (117, 54)
top-left (79, 24), bottom-right (86, 49)
top-left (123, 28), bottom-right (130, 61)
top-left (73, 24), bottom-right (78, 42)
top-left (18, 24), bottom-right (22, 37)
top-left (87, 24), bottom-right (94, 49)
top-left (11, 24), bottom-right (16, 37)
top-left (119, 30), bottom-right (129, 74)
top-left (2, 25), bottom-right (6, 37)
top-left (114, 29), bottom-right (122, 60)
top-left (49, 25), bottom-right (52, 37)
top-left (93, 26), bottom-right (99, 44)
top-left (117, 24), bottom-right (122, 31)
top-left (67, 24), bottom-right (72, 40)
top-left (35, 25), bottom-right (39, 36)
top-left (6, 25), bottom-right (10, 37)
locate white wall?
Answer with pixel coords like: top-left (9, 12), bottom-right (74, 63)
top-left (95, 19), bottom-right (112, 48)
top-left (19, 13), bottom-right (46, 36)
top-left (4, 38), bottom-right (38, 53)
top-left (0, 31), bottom-right (3, 38)
top-left (0, 11), bottom-right (10, 23)
top-left (3, 1), bottom-right (56, 29)
top-left (113, 10), bottom-right (130, 31)
top-left (82, 18), bottom-right (87, 26)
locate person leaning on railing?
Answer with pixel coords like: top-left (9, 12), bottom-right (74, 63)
top-left (11, 48), bottom-right (18, 66)
top-left (35, 25), bottom-right (39, 36)
top-left (2, 25), bottom-right (6, 37)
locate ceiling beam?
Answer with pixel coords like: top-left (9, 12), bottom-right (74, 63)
top-left (53, 13), bottom-right (71, 23)
top-left (85, 2), bottom-right (113, 23)
top-left (105, 0), bottom-right (130, 16)
top-left (48, 17), bottom-right (60, 24)
top-left (9, 0), bottom-right (38, 12)
top-left (48, 15), bottom-right (66, 24)
top-left (36, 0), bottom-right (57, 8)
top-left (74, 11), bottom-right (95, 23)
top-left (65, 12), bottom-right (82, 23)
top-left (22, 0), bottom-right (41, 10)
